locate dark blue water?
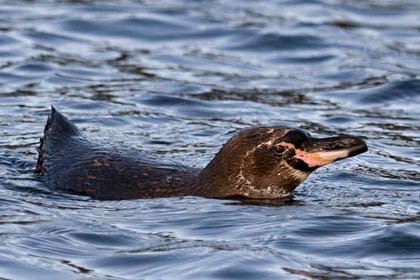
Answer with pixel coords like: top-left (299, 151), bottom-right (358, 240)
top-left (1, 0), bottom-right (420, 279)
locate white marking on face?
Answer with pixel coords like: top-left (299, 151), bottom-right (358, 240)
top-left (235, 138), bottom-right (276, 195)
top-left (232, 128), bottom-right (317, 198)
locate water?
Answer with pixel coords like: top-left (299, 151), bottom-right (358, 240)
top-left (0, 0), bottom-right (419, 279)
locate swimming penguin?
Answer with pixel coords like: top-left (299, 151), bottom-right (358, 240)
top-left (35, 107), bottom-right (367, 200)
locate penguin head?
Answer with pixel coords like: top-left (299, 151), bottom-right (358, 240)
top-left (202, 126), bottom-right (367, 199)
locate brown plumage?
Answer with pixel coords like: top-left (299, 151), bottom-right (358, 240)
top-left (35, 107), bottom-right (367, 200)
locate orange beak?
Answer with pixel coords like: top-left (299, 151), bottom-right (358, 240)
top-left (294, 136), bottom-right (368, 168)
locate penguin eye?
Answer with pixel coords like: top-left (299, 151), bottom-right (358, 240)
top-left (273, 144), bottom-right (286, 155)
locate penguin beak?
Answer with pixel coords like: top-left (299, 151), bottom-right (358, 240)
top-left (293, 136), bottom-right (368, 168)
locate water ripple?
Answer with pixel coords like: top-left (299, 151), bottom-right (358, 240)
top-left (0, 0), bottom-right (420, 279)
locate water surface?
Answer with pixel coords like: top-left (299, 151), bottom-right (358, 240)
top-left (0, 0), bottom-right (420, 279)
